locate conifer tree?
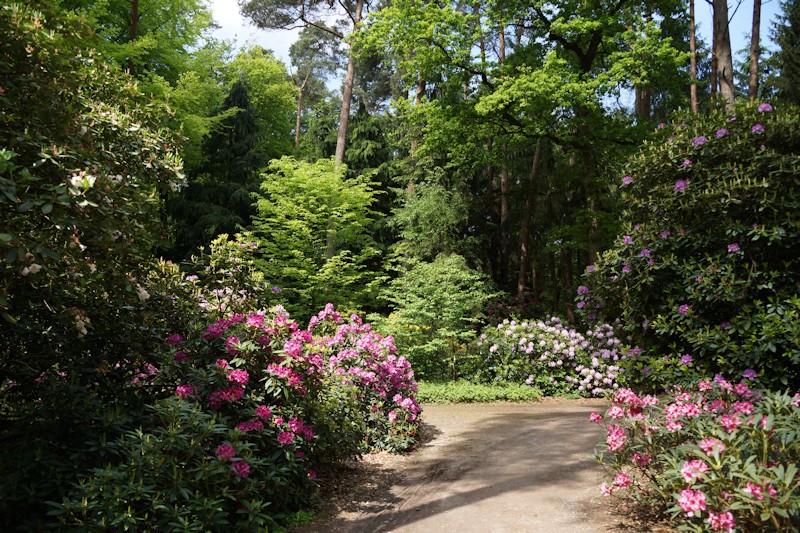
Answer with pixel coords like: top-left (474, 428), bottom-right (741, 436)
top-left (772, 0), bottom-right (800, 105)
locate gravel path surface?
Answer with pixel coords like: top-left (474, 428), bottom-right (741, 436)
top-left (293, 398), bottom-right (629, 533)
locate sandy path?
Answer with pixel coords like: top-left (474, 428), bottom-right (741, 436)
top-left (294, 399), bottom-right (621, 533)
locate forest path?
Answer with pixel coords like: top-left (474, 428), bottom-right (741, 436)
top-left (292, 398), bottom-right (627, 533)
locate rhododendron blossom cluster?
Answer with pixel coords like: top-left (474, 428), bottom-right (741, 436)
top-left (477, 316), bottom-right (625, 396)
top-left (593, 378), bottom-right (800, 531)
top-left (161, 302), bottom-right (421, 489)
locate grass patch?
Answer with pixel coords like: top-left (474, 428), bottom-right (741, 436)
top-left (417, 380), bottom-right (542, 404)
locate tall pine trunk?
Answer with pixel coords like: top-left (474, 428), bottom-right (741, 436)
top-left (334, 0), bottom-right (364, 164)
top-left (749, 0), bottom-right (762, 99)
top-left (128, 0), bottom-right (138, 76)
top-left (517, 139), bottom-right (543, 296)
top-left (713, 0), bottom-right (735, 112)
top-left (690, 0), bottom-right (699, 113)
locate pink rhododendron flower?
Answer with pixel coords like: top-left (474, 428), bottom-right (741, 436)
top-left (215, 443), bottom-right (236, 462)
top-left (175, 384), bottom-right (194, 398)
top-left (606, 424), bottom-right (627, 452)
top-left (307, 469), bottom-right (317, 480)
top-left (277, 431), bottom-right (295, 445)
top-left (632, 452), bottom-right (652, 467)
top-left (283, 339), bottom-right (303, 358)
top-left (614, 472), bottom-right (632, 488)
top-left (681, 460), bottom-right (709, 483)
top-left (678, 488), bottom-right (707, 516)
top-left (718, 413), bottom-right (742, 433)
top-left (600, 482), bottom-right (614, 496)
top-left (231, 460), bottom-right (250, 478)
top-left (607, 406), bottom-right (625, 419)
top-left (236, 419), bottom-right (264, 432)
top-left (174, 350), bottom-right (187, 362)
top-left (228, 369), bottom-right (249, 385)
top-left (708, 510), bottom-right (736, 532)
top-left (255, 405), bottom-right (272, 420)
top-left (166, 333), bottom-right (183, 345)
top-left (588, 412), bottom-right (603, 423)
top-left (215, 359), bottom-right (229, 368)
top-left (699, 438), bottom-right (725, 456)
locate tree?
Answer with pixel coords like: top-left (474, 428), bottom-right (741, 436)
top-left (58, 0), bottom-right (213, 83)
top-left (251, 157), bottom-right (383, 319)
top-left (289, 26), bottom-right (343, 148)
top-left (712, 0), bottom-right (736, 111)
top-left (749, 0), bottom-right (763, 98)
top-left (771, 0), bottom-right (800, 105)
top-left (239, 0), bottom-right (372, 163)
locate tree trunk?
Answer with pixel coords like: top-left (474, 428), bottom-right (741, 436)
top-left (562, 250), bottom-right (575, 323)
top-left (294, 75), bottom-right (308, 149)
top-left (487, 136), bottom-right (499, 282)
top-left (517, 139), bottom-right (543, 296)
top-left (713, 0), bottom-right (735, 112)
top-left (499, 160), bottom-right (510, 284)
top-left (128, 0), bottom-right (139, 76)
top-left (334, 0), bottom-right (364, 164)
top-left (690, 0), bottom-right (699, 113)
top-left (749, 0), bottom-right (762, 99)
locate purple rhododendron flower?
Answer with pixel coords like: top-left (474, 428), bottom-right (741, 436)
top-left (678, 304), bottom-right (690, 315)
top-left (640, 248), bottom-right (651, 257)
top-left (758, 102), bottom-right (773, 113)
top-left (681, 354), bottom-right (693, 365)
top-left (675, 179), bottom-right (688, 191)
top-left (231, 460), bottom-right (250, 478)
top-left (751, 123), bottom-right (765, 133)
top-left (623, 235), bottom-right (633, 245)
top-left (622, 175), bottom-right (633, 185)
top-left (215, 443), bottom-right (236, 462)
top-left (727, 243), bottom-right (740, 253)
top-left (166, 333), bottom-right (183, 345)
top-left (682, 159), bottom-right (692, 168)
top-left (661, 230), bottom-right (671, 239)
top-left (715, 128), bottom-right (729, 138)
top-left (743, 369), bottom-right (757, 379)
top-left (693, 136), bottom-right (707, 146)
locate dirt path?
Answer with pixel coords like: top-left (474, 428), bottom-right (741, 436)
top-left (293, 398), bottom-right (626, 533)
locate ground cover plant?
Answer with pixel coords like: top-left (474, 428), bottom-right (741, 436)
top-left (416, 380), bottom-right (542, 404)
top-left (578, 102), bottom-right (800, 392)
top-left (52, 304), bottom-right (421, 529)
top-left (592, 378), bottom-right (800, 531)
top-left (475, 317), bottom-right (626, 396)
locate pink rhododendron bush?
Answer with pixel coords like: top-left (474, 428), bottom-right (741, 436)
top-left (593, 377), bottom-right (800, 531)
top-left (476, 317), bottom-right (626, 396)
top-left (54, 304), bottom-right (420, 530)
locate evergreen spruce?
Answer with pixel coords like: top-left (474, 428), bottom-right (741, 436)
top-left (772, 0), bottom-right (800, 105)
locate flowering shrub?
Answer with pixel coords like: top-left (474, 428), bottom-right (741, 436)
top-left (475, 316), bottom-right (626, 396)
top-left (593, 378), bottom-right (800, 531)
top-left (579, 101), bottom-right (800, 391)
top-left (54, 304), bottom-right (420, 529)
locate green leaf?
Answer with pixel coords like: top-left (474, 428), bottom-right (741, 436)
top-left (41, 202), bottom-right (53, 214)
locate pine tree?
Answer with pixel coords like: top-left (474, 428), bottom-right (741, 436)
top-left (166, 80), bottom-right (265, 260)
top-left (772, 0), bottom-right (800, 105)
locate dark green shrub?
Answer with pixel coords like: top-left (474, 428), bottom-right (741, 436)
top-left (579, 102), bottom-right (800, 391)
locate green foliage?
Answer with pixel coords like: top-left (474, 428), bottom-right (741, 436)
top-left (51, 398), bottom-right (284, 531)
top-left (595, 381), bottom-right (800, 532)
top-left (376, 254), bottom-right (495, 380)
top-left (579, 102), bottom-right (800, 391)
top-left (416, 380), bottom-right (542, 404)
top-left (0, 0), bottom-right (183, 385)
top-left (252, 157), bottom-right (384, 320)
